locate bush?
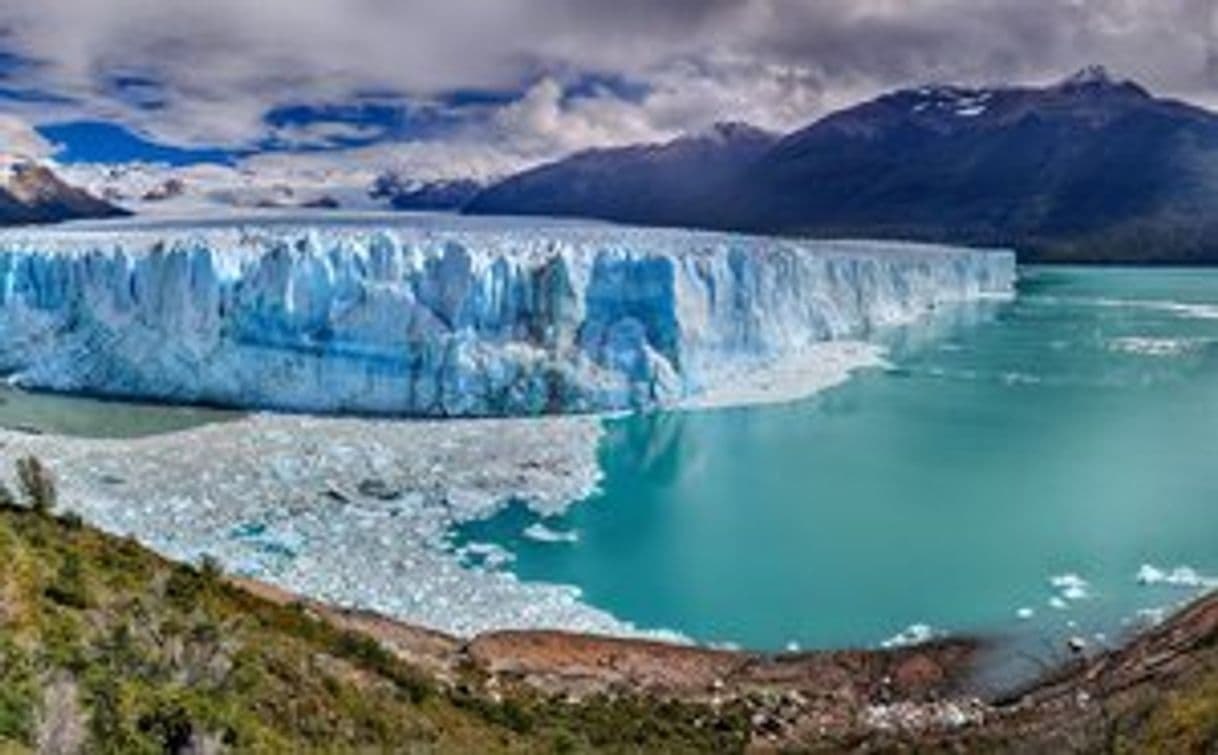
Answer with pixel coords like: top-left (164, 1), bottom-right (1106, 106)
top-left (199, 555), bottom-right (223, 585)
top-left (58, 511), bottom-right (84, 531)
top-left (0, 639), bottom-right (36, 744)
top-left (16, 457), bottom-right (56, 515)
top-left (137, 699), bottom-right (195, 753)
top-left (165, 564), bottom-right (207, 612)
top-left (331, 632), bottom-right (434, 704)
top-left (45, 551), bottom-right (90, 609)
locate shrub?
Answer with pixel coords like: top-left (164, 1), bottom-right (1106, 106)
top-left (331, 632), bottom-right (434, 704)
top-left (199, 555), bottom-right (223, 585)
top-left (137, 699), bottom-right (195, 753)
top-left (58, 511), bottom-right (84, 531)
top-left (45, 551), bottom-right (90, 609)
top-left (0, 639), bottom-right (36, 744)
top-left (165, 565), bottom-right (206, 612)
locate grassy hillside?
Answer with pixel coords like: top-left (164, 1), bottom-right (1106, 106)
top-left (0, 457), bottom-right (746, 754)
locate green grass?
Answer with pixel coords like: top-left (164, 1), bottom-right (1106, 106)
top-left (0, 466), bottom-right (748, 754)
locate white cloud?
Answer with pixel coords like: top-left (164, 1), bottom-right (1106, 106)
top-left (2, 0), bottom-right (1215, 179)
top-left (0, 114), bottom-right (56, 160)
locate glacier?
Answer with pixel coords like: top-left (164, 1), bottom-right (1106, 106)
top-left (0, 214), bottom-right (1015, 415)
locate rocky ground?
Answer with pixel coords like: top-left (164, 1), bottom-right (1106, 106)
top-left (242, 572), bottom-right (1218, 752)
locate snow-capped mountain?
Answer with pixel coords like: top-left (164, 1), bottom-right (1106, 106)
top-left (0, 158), bottom-right (127, 225)
top-left (61, 161), bottom-right (387, 216)
top-left (468, 68), bottom-right (1218, 263)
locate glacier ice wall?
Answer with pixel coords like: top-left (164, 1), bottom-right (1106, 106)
top-left (0, 217), bottom-right (1015, 415)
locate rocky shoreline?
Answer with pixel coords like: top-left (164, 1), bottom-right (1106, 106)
top-left (236, 573), bottom-right (1218, 751)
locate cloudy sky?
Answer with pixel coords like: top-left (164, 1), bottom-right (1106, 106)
top-left (0, 0), bottom-right (1216, 180)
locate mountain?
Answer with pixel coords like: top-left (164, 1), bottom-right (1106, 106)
top-left (465, 122), bottom-right (778, 228)
top-left (369, 173), bottom-right (484, 210)
top-left (730, 66), bottom-right (1218, 262)
top-left (468, 68), bottom-right (1218, 263)
top-left (0, 160), bottom-right (128, 225)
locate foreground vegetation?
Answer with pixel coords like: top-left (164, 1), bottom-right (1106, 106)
top-left (0, 453), bottom-right (1215, 753)
top-left (0, 457), bottom-right (746, 754)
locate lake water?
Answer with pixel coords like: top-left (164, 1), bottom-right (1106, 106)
top-left (0, 386), bottom-right (239, 438)
top-left (458, 267), bottom-right (1218, 685)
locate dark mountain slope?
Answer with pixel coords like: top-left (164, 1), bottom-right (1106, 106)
top-left (465, 122), bottom-right (777, 228)
top-left (369, 174), bottom-right (485, 211)
top-left (0, 161), bottom-right (129, 225)
top-left (731, 67), bottom-right (1218, 261)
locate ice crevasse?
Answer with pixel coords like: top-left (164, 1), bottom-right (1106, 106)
top-left (0, 217), bottom-right (1016, 416)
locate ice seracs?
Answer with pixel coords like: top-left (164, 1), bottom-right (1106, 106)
top-left (0, 215), bottom-right (1014, 416)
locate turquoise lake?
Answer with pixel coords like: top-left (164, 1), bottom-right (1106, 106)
top-left (458, 267), bottom-right (1218, 682)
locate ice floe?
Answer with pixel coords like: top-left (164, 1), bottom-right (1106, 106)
top-left (0, 412), bottom-right (687, 641)
top-left (1109, 337), bottom-right (1206, 357)
top-left (880, 623), bottom-right (937, 649)
top-left (1045, 296), bottom-right (1218, 321)
top-left (1049, 573), bottom-right (1091, 602)
top-left (522, 522), bottom-right (580, 544)
top-left (1136, 563), bottom-right (1218, 590)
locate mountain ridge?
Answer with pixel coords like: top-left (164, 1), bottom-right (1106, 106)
top-left (0, 159), bottom-right (129, 225)
top-left (467, 68), bottom-right (1218, 263)
top-left (464, 121), bottom-right (778, 227)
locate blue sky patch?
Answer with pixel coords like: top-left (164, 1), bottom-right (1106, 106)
top-left (37, 121), bottom-right (238, 165)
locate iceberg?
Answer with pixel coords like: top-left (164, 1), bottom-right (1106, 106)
top-left (0, 215), bottom-right (1015, 416)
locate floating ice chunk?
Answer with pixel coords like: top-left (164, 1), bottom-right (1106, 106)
top-left (1158, 302), bottom-right (1218, 320)
top-left (1136, 564), bottom-right (1167, 584)
top-left (881, 623), bottom-right (936, 649)
top-left (1001, 372), bottom-right (1042, 386)
top-left (1069, 297), bottom-right (1218, 321)
top-left (1016, 607), bottom-right (1035, 620)
top-left (1136, 607), bottom-right (1167, 625)
top-left (1109, 337), bottom-right (1203, 357)
top-left (1049, 573), bottom-right (1090, 601)
top-left (460, 541), bottom-right (516, 569)
top-left (1048, 596), bottom-right (1069, 611)
top-left (1136, 563), bottom-right (1218, 589)
top-left (522, 522), bottom-right (580, 544)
